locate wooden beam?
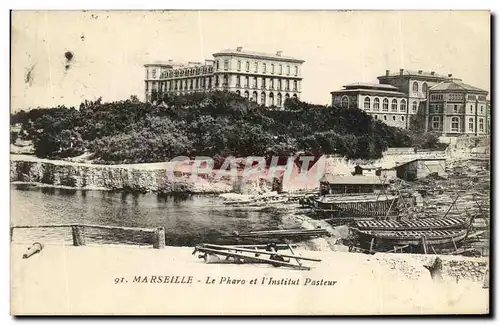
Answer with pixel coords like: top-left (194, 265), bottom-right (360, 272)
top-left (71, 225), bottom-right (86, 246)
top-left (287, 244), bottom-right (302, 267)
top-left (195, 247), bottom-right (311, 270)
top-left (369, 238), bottom-right (375, 254)
top-left (153, 227), bottom-right (166, 249)
top-left (199, 244), bottom-right (322, 262)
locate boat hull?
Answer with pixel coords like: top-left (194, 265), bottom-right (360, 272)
top-left (352, 228), bottom-right (468, 253)
top-left (312, 194), bottom-right (400, 220)
top-left (354, 217), bottom-right (469, 231)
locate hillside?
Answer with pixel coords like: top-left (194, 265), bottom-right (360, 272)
top-left (10, 92), bottom-right (432, 165)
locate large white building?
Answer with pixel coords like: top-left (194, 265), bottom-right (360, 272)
top-left (144, 47), bottom-right (305, 108)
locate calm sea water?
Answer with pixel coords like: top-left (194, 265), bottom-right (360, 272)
top-left (10, 184), bottom-right (300, 246)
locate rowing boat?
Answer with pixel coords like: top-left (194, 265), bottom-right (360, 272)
top-left (354, 217), bottom-right (469, 231)
top-left (352, 228), bottom-right (468, 252)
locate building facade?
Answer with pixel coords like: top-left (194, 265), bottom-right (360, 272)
top-left (144, 47), bottom-right (305, 108)
top-left (330, 83), bottom-right (409, 128)
top-left (426, 81), bottom-right (489, 136)
top-left (376, 69), bottom-right (458, 129)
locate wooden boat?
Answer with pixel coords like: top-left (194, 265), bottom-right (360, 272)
top-left (312, 194), bottom-right (400, 219)
top-left (354, 217), bottom-right (469, 231)
top-left (222, 228), bottom-right (329, 239)
top-left (222, 199), bottom-right (256, 206)
top-left (245, 197), bottom-right (288, 207)
top-left (352, 228), bottom-right (468, 253)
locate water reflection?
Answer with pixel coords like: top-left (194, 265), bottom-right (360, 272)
top-left (10, 185), bottom-right (300, 247)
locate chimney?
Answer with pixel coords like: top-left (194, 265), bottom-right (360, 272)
top-left (448, 73), bottom-right (453, 77)
top-left (418, 70), bottom-right (423, 74)
top-left (236, 46), bottom-right (243, 52)
top-left (430, 71), bottom-right (435, 75)
top-left (276, 50), bottom-right (283, 56)
top-left (399, 69), bottom-right (404, 75)
top-left (385, 70), bottom-right (390, 76)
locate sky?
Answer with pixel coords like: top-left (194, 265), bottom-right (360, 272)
top-left (10, 10), bottom-right (490, 112)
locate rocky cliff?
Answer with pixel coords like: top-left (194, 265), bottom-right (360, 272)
top-left (10, 157), bottom-right (273, 194)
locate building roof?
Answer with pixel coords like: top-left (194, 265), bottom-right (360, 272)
top-left (330, 88), bottom-right (407, 97)
top-left (395, 158), bottom-right (446, 168)
top-left (212, 48), bottom-right (305, 63)
top-left (320, 175), bottom-right (382, 185)
top-left (343, 82), bottom-right (399, 91)
top-left (144, 61), bottom-right (174, 67)
top-left (377, 69), bottom-right (463, 82)
top-left (429, 81), bottom-right (488, 94)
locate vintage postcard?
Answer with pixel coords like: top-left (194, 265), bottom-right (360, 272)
top-left (10, 10), bottom-right (490, 315)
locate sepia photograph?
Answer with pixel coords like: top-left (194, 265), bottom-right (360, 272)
top-left (9, 9), bottom-right (491, 315)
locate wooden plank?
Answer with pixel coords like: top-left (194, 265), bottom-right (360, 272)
top-left (195, 247), bottom-right (311, 270)
top-left (422, 236), bottom-right (427, 254)
top-left (369, 238), bottom-right (375, 254)
top-left (200, 244), bottom-right (322, 262)
top-left (11, 224), bottom-right (155, 232)
top-left (287, 244), bottom-right (302, 267)
top-left (225, 244), bottom-right (298, 250)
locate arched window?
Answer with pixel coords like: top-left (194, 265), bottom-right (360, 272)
top-left (479, 118), bottom-right (484, 132)
top-left (341, 96), bottom-right (349, 108)
top-left (293, 94), bottom-right (298, 98)
top-left (364, 97), bottom-right (371, 109)
top-left (285, 93), bottom-right (290, 99)
top-left (277, 93), bottom-right (283, 107)
top-left (382, 98), bottom-right (389, 111)
top-left (422, 82), bottom-right (428, 94)
top-left (391, 99), bottom-right (398, 112)
top-left (400, 99), bottom-right (407, 112)
top-left (451, 117), bottom-right (460, 132)
top-left (244, 91), bottom-right (249, 100)
top-left (374, 115), bottom-right (378, 120)
top-left (252, 91), bottom-right (258, 102)
top-left (373, 98), bottom-right (380, 111)
top-left (432, 116), bottom-right (440, 130)
top-left (261, 92), bottom-right (266, 105)
top-left (412, 81), bottom-right (418, 92)
top-left (412, 101), bottom-right (418, 113)
top-left (383, 115), bottom-right (387, 121)
top-left (223, 75), bottom-right (228, 86)
top-left (269, 92), bottom-right (275, 106)
top-left (469, 118), bottom-right (474, 131)
top-left (236, 90), bottom-right (241, 96)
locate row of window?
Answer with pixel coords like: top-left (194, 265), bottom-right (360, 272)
top-left (431, 103), bottom-right (486, 115)
top-left (147, 66), bottom-right (214, 79)
top-left (218, 59), bottom-right (299, 76)
top-left (469, 94), bottom-right (489, 101)
top-left (235, 91), bottom-right (298, 106)
top-left (234, 76), bottom-right (298, 91)
top-left (412, 81), bottom-right (428, 93)
top-left (360, 97), bottom-right (414, 113)
top-left (373, 114), bottom-right (406, 122)
top-left (431, 116), bottom-right (485, 132)
top-left (430, 93), bottom-right (468, 102)
top-left (147, 76), bottom-right (300, 92)
top-left (147, 78), bottom-right (214, 92)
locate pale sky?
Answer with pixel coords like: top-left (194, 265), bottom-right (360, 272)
top-left (11, 10), bottom-right (490, 112)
